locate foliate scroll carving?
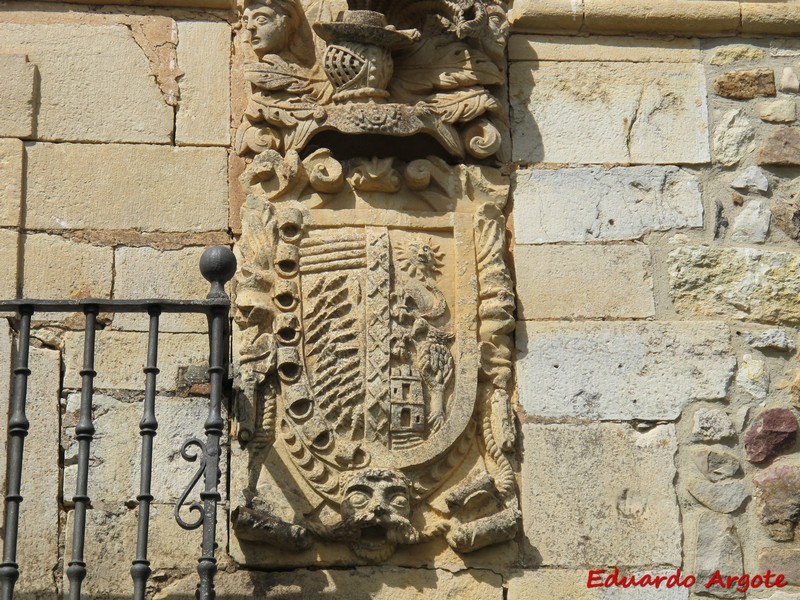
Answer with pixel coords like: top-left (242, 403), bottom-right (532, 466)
top-left (231, 150), bottom-right (519, 564)
top-left (236, 0), bottom-right (509, 160)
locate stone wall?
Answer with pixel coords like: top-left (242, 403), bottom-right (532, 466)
top-left (0, 4), bottom-right (234, 598)
top-left (3, 0), bottom-right (800, 598)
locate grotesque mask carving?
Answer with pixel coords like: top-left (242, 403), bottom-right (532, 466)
top-left (338, 469), bottom-right (415, 561)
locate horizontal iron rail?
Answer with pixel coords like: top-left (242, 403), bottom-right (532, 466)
top-left (0, 299), bottom-right (229, 313)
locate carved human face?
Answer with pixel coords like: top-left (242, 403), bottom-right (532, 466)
top-left (340, 469), bottom-right (415, 561)
top-left (243, 4), bottom-right (291, 57)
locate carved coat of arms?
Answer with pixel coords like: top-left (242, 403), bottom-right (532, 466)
top-left (230, 0), bottom-right (517, 566)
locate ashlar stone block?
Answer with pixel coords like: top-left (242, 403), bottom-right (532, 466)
top-left (175, 21), bottom-right (231, 147)
top-left (113, 246), bottom-right (211, 333)
top-left (0, 230), bottom-right (19, 300)
top-left (64, 330), bottom-right (208, 391)
top-left (22, 233), bottom-right (113, 299)
top-left (0, 333), bottom-right (62, 599)
top-left (62, 393), bottom-right (227, 505)
top-left (0, 54), bottom-right (36, 138)
top-left (0, 138), bottom-right (23, 228)
top-left (516, 321), bottom-right (735, 420)
top-left (508, 570), bottom-right (689, 600)
top-left (513, 166), bottom-right (702, 243)
top-left (63, 504), bottom-right (225, 598)
top-left (522, 423), bottom-right (682, 567)
top-left (509, 35), bottom-right (700, 63)
top-left (26, 143), bottom-right (228, 232)
top-left (510, 61), bottom-right (710, 164)
top-left (155, 566), bottom-right (504, 599)
top-left (0, 22), bottom-right (173, 143)
top-left (514, 244), bottom-right (655, 319)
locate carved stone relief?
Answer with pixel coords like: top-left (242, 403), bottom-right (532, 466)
top-left (231, 0), bottom-right (516, 566)
top-left (235, 0), bottom-right (509, 161)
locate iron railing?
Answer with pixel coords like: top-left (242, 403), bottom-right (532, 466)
top-left (0, 246), bottom-right (236, 600)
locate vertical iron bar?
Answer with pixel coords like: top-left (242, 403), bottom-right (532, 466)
top-left (0, 307), bottom-right (33, 600)
top-left (66, 306), bottom-right (98, 600)
top-left (193, 246), bottom-right (235, 600)
top-left (131, 307), bottom-right (160, 600)
top-left (195, 305), bottom-right (226, 600)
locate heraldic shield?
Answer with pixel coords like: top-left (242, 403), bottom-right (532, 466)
top-left (230, 149), bottom-right (519, 566)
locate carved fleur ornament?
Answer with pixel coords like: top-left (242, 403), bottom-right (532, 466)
top-left (231, 0), bottom-right (517, 566)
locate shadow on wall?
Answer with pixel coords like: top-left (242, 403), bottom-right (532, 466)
top-left (509, 56), bottom-right (544, 163)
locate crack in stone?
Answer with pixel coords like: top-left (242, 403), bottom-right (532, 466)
top-left (124, 18), bottom-right (183, 108)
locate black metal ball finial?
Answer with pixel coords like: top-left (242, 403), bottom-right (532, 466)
top-left (200, 246), bottom-right (237, 298)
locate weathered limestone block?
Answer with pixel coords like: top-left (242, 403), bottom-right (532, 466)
top-left (781, 67), bottom-right (800, 92)
top-left (669, 246), bottom-right (800, 324)
top-left (709, 45), bottom-right (765, 66)
top-left (753, 464), bottom-right (800, 541)
top-left (514, 244), bottom-right (654, 320)
top-left (510, 61), bottom-right (709, 164)
top-left (0, 139), bottom-right (23, 228)
top-left (26, 143), bottom-right (228, 232)
top-left (63, 504), bottom-right (226, 598)
top-left (513, 167), bottom-right (702, 243)
top-left (63, 393), bottom-right (227, 505)
top-left (516, 322), bottom-right (734, 420)
top-left (760, 99), bottom-right (797, 123)
top-left (731, 166), bottom-right (769, 193)
top-left (692, 408), bottom-right (736, 442)
top-left (522, 423), bottom-right (681, 567)
top-left (693, 447), bottom-right (741, 482)
top-left (0, 23), bottom-right (173, 143)
top-left (175, 21), bottom-right (231, 147)
top-left (686, 478), bottom-right (749, 514)
top-left (747, 328), bottom-right (795, 351)
top-left (508, 570), bottom-right (690, 600)
top-left (509, 35), bottom-right (700, 63)
top-left (693, 513), bottom-right (744, 599)
top-left (757, 548), bottom-right (800, 585)
top-left (113, 246), bottom-right (210, 333)
top-left (0, 230), bottom-right (19, 300)
top-left (0, 54), bottom-right (36, 138)
top-left (751, 592), bottom-right (800, 600)
top-left (157, 566), bottom-right (503, 599)
top-left (735, 354), bottom-right (769, 399)
top-left (713, 109), bottom-right (755, 167)
top-left (783, 72), bottom-right (800, 97)
top-left (22, 233), bottom-right (113, 299)
top-left (64, 330), bottom-right (208, 391)
top-left (0, 333), bottom-right (62, 599)
top-left (758, 127), bottom-right (800, 166)
top-left (714, 69), bottom-right (776, 100)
